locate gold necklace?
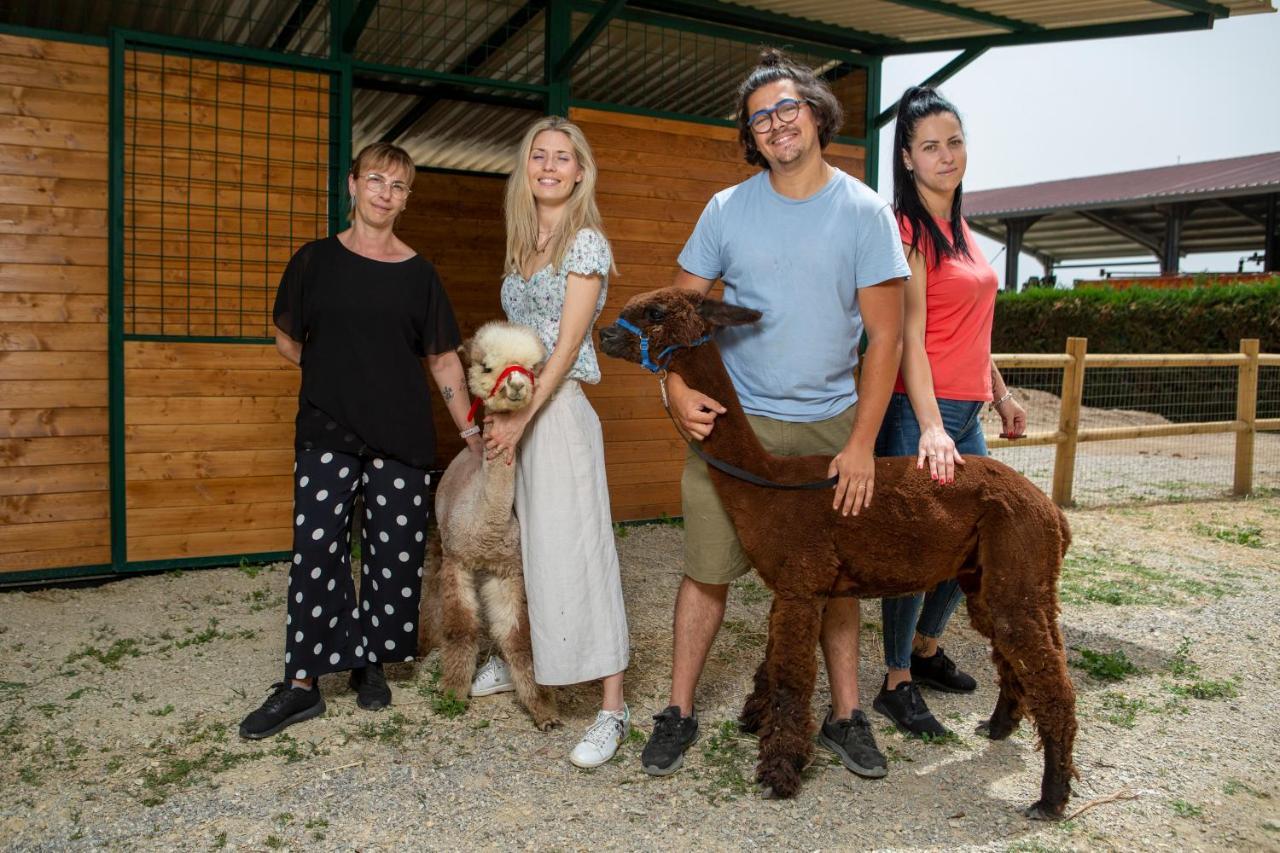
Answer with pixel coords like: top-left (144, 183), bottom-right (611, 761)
top-left (535, 230), bottom-right (554, 253)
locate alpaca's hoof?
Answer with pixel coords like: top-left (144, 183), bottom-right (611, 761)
top-left (1022, 800), bottom-right (1064, 821)
top-left (534, 715), bottom-right (562, 732)
top-left (738, 713), bottom-right (763, 737)
top-left (755, 762), bottom-right (801, 799)
top-left (976, 717), bottom-right (1016, 741)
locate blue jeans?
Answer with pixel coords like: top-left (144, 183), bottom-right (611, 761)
top-left (875, 393), bottom-right (988, 670)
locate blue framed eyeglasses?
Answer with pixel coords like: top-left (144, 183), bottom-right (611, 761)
top-left (747, 98), bottom-right (806, 134)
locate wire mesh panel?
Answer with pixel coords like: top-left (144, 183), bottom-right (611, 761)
top-left (982, 366), bottom-right (1062, 495)
top-left (358, 0), bottom-right (546, 84)
top-left (570, 12), bottom-right (867, 137)
top-left (123, 49), bottom-right (330, 338)
top-left (1256, 364), bottom-right (1280, 493)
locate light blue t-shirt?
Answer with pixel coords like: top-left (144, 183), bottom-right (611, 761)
top-left (677, 168), bottom-right (909, 421)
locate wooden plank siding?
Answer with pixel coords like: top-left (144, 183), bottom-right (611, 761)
top-left (122, 341), bottom-right (299, 562)
top-left (0, 34), bottom-right (110, 575)
top-left (398, 109), bottom-right (865, 521)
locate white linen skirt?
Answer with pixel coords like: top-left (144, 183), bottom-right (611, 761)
top-left (515, 380), bottom-right (630, 685)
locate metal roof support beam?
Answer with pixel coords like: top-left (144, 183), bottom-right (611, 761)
top-left (879, 13), bottom-right (1214, 54)
top-left (272, 0), bottom-right (321, 52)
top-left (1161, 203), bottom-right (1189, 274)
top-left (1077, 209), bottom-right (1163, 255)
top-left (1003, 216), bottom-right (1040, 291)
top-left (878, 1), bottom-right (1040, 32)
top-left (342, 0), bottom-right (379, 53)
top-left (875, 47), bottom-right (986, 128)
top-left (1215, 197), bottom-right (1267, 227)
top-left (625, 0), bottom-right (899, 52)
top-left (1149, 1), bottom-right (1231, 17)
top-left (555, 0), bottom-right (627, 79)
top-left (1266, 193), bottom-right (1279, 272)
top-left (378, 0), bottom-right (548, 143)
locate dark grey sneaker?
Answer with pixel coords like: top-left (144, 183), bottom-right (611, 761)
top-left (873, 678), bottom-right (952, 738)
top-left (819, 709), bottom-right (887, 778)
top-left (911, 646), bottom-right (977, 693)
top-left (349, 663), bottom-right (391, 710)
top-left (640, 706), bottom-right (698, 776)
top-left (239, 682), bottom-right (324, 739)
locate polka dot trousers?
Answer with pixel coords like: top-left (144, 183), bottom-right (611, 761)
top-left (284, 449), bottom-right (431, 683)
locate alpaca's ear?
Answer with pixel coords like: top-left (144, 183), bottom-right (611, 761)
top-left (697, 298), bottom-right (762, 329)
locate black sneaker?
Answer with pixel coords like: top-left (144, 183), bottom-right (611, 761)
top-left (349, 663), bottom-right (391, 710)
top-left (239, 682), bottom-right (325, 739)
top-left (819, 709), bottom-right (888, 779)
top-left (872, 678), bottom-right (952, 738)
top-left (640, 706), bottom-right (698, 776)
top-left (911, 646), bottom-right (977, 693)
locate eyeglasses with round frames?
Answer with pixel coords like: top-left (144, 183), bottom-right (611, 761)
top-left (748, 98), bottom-right (807, 135)
top-left (362, 173), bottom-right (411, 199)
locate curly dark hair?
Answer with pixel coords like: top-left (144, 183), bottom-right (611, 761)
top-left (735, 48), bottom-right (844, 170)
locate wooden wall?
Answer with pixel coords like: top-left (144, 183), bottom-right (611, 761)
top-left (123, 341), bottom-right (298, 562)
top-left (0, 34), bottom-right (111, 576)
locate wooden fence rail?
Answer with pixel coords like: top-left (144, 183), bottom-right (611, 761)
top-left (989, 337), bottom-right (1273, 506)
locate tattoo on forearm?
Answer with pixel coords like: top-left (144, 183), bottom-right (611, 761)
top-left (442, 385), bottom-right (455, 402)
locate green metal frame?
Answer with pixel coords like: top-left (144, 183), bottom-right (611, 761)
top-left (0, 21), bottom-right (108, 45)
top-left (879, 0), bottom-right (1039, 32)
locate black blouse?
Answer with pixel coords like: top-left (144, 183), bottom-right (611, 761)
top-left (272, 236), bottom-right (461, 470)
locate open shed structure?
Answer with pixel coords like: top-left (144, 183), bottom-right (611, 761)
top-left (0, 0), bottom-right (1273, 583)
top-left (965, 151), bottom-right (1280, 288)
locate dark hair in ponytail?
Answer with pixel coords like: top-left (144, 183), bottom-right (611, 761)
top-left (892, 86), bottom-right (971, 267)
top-left (735, 48), bottom-right (844, 170)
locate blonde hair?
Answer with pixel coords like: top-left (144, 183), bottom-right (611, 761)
top-left (347, 142), bottom-right (416, 223)
top-left (503, 116), bottom-right (615, 276)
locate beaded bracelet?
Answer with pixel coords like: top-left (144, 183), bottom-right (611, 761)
top-left (990, 391), bottom-right (1014, 411)
top-left (459, 425), bottom-right (481, 439)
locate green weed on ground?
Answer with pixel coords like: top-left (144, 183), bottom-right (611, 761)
top-left (695, 720), bottom-right (752, 804)
top-left (1059, 549), bottom-right (1234, 607)
top-left (1194, 521), bottom-right (1264, 548)
top-left (1071, 647), bottom-right (1140, 682)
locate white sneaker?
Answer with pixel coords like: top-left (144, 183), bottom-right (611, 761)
top-left (569, 705), bottom-right (630, 769)
top-left (470, 655), bottom-right (515, 697)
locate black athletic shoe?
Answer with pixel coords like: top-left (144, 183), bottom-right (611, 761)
top-left (239, 682), bottom-right (325, 739)
top-left (641, 706), bottom-right (699, 776)
top-left (911, 646), bottom-right (978, 693)
top-left (349, 663), bottom-right (391, 711)
top-left (873, 678), bottom-right (952, 738)
top-left (819, 709), bottom-right (888, 779)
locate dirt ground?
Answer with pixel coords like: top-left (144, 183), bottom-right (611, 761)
top-left (1, 489), bottom-right (1277, 851)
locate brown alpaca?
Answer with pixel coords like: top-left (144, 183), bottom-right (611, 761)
top-left (598, 288), bottom-right (1076, 818)
top-left (418, 321), bottom-right (559, 730)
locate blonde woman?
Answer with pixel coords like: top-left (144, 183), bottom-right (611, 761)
top-left (477, 116), bottom-right (630, 767)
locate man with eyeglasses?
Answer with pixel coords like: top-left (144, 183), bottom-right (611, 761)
top-left (640, 49), bottom-right (909, 781)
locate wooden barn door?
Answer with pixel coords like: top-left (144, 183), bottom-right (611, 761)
top-left (113, 37), bottom-right (334, 572)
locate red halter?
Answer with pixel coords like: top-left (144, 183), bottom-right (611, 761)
top-left (466, 364), bottom-right (536, 423)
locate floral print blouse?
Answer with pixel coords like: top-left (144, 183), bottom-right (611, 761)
top-left (500, 228), bottom-right (612, 384)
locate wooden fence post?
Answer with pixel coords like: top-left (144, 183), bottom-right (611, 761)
top-left (1233, 338), bottom-right (1260, 496)
top-left (1052, 337), bottom-right (1088, 507)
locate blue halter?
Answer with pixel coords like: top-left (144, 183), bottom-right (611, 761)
top-left (614, 317), bottom-right (710, 374)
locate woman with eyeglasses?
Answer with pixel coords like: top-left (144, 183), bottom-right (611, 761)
top-left (239, 142), bottom-right (481, 739)
top-left (870, 87), bottom-right (1028, 740)
top-left (476, 116), bottom-right (631, 768)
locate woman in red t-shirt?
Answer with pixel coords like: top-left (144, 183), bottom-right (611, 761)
top-left (871, 87), bottom-right (1028, 739)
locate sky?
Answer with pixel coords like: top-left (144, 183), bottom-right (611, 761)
top-left (874, 8), bottom-right (1280, 287)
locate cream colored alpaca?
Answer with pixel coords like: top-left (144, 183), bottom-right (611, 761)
top-left (418, 321), bottom-right (559, 730)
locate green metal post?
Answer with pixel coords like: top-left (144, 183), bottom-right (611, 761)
top-left (863, 55), bottom-right (881, 191)
top-left (108, 32), bottom-right (127, 572)
top-left (546, 0), bottom-right (572, 116)
top-left (331, 0), bottom-right (354, 234)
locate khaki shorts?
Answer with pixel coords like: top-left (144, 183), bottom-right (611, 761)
top-left (682, 404), bottom-right (856, 585)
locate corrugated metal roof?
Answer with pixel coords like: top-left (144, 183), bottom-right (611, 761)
top-left (965, 152), bottom-right (1280, 217)
top-left (964, 152), bottom-right (1280, 262)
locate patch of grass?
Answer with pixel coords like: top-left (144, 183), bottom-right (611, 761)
top-left (139, 744), bottom-right (266, 806)
top-left (1169, 637), bottom-right (1199, 677)
top-left (269, 733), bottom-right (325, 763)
top-left (1223, 779), bottom-right (1271, 799)
top-left (211, 831), bottom-right (227, 849)
top-left (173, 618), bottom-right (257, 650)
top-left (358, 711), bottom-right (410, 745)
top-left (1167, 678), bottom-right (1239, 701)
top-left (920, 730), bottom-right (962, 746)
top-left (1194, 521), bottom-right (1263, 548)
top-left (432, 689), bottom-right (466, 719)
top-left (1100, 692), bottom-right (1147, 729)
top-left (696, 720), bottom-right (751, 803)
top-left (612, 522), bottom-right (630, 539)
top-left (1170, 799), bottom-right (1203, 818)
top-left (244, 588), bottom-right (283, 614)
top-left (732, 576), bottom-right (771, 606)
top-left (264, 835), bottom-right (283, 850)
top-left (1071, 647), bottom-right (1140, 682)
top-left (65, 637), bottom-right (142, 670)
top-left (238, 558), bottom-right (270, 578)
top-left (1059, 550), bottom-right (1232, 607)
top-left (148, 704), bottom-right (175, 717)
top-left (0, 680), bottom-right (27, 695)
top-left (19, 766), bottom-right (42, 786)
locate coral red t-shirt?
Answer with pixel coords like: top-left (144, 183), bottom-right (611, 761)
top-left (894, 216), bottom-right (998, 401)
